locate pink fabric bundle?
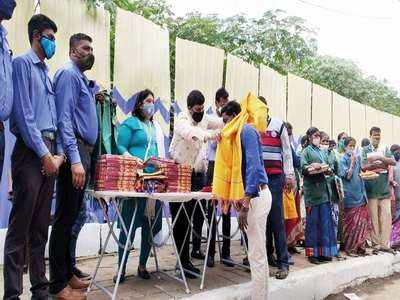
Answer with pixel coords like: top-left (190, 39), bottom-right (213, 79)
top-left (95, 155), bottom-right (143, 191)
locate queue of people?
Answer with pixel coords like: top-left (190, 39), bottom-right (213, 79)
top-left (2, 3), bottom-right (400, 300)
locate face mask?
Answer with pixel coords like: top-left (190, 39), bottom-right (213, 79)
top-left (338, 139), bottom-right (346, 152)
top-left (320, 144), bottom-right (329, 151)
top-left (40, 36), bottom-right (56, 59)
top-left (192, 111), bottom-right (204, 123)
top-left (0, 0), bottom-right (16, 20)
top-left (312, 137), bottom-right (320, 147)
top-left (143, 103), bottom-right (155, 117)
top-left (394, 153), bottom-right (400, 162)
top-left (345, 148), bottom-right (354, 155)
top-left (77, 52), bottom-right (95, 71)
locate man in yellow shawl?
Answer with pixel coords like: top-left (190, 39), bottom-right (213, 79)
top-left (213, 95), bottom-right (272, 300)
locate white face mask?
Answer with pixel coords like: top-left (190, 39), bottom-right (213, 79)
top-left (320, 144), bottom-right (329, 151)
top-left (312, 137), bottom-right (321, 147)
top-left (345, 148), bottom-right (354, 155)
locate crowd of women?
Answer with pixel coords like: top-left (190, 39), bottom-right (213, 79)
top-left (294, 125), bottom-right (400, 265)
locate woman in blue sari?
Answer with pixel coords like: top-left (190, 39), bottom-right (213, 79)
top-left (114, 89), bottom-right (162, 282)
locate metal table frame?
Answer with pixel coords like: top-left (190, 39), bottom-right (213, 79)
top-left (87, 191), bottom-right (214, 299)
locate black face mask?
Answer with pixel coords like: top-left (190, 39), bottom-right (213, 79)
top-left (192, 111), bottom-right (204, 123)
top-left (395, 152), bottom-right (400, 162)
top-left (78, 53), bottom-right (95, 71)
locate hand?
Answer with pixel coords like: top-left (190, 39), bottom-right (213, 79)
top-left (284, 176), bottom-right (296, 191)
top-left (310, 163), bottom-right (321, 170)
top-left (350, 153), bottom-right (356, 165)
top-left (41, 153), bottom-right (58, 177)
top-left (123, 151), bottom-right (133, 158)
top-left (53, 155), bottom-right (65, 169)
top-left (238, 208), bottom-right (249, 232)
top-left (71, 163), bottom-right (86, 190)
top-left (95, 90), bottom-right (107, 104)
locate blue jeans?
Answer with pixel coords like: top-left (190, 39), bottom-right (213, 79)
top-left (266, 174), bottom-right (289, 270)
top-left (69, 192), bottom-right (88, 267)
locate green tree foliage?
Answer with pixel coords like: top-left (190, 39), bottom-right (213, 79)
top-left (85, 0), bottom-right (400, 115)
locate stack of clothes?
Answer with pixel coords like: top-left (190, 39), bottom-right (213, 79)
top-left (95, 154), bottom-right (143, 191)
top-left (148, 157), bottom-right (192, 193)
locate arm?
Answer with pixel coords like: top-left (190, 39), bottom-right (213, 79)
top-left (117, 124), bottom-right (133, 156)
top-left (207, 114), bottom-right (224, 130)
top-left (174, 116), bottom-right (213, 142)
top-left (280, 126), bottom-right (295, 177)
top-left (241, 126), bottom-right (262, 198)
top-left (339, 156), bottom-right (354, 181)
top-left (11, 58), bottom-right (49, 158)
top-left (0, 43), bottom-right (13, 121)
top-left (55, 70), bottom-right (81, 164)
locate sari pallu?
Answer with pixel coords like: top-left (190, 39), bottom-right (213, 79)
top-left (305, 202), bottom-right (338, 258)
top-left (283, 189), bottom-right (303, 246)
top-left (343, 205), bottom-right (371, 254)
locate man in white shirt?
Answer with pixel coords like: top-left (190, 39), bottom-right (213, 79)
top-left (169, 90), bottom-right (222, 278)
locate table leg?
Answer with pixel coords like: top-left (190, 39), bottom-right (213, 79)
top-left (112, 199), bottom-right (138, 300)
top-left (200, 200), bottom-right (216, 290)
top-left (165, 202), bottom-right (191, 294)
top-left (87, 197), bottom-right (117, 294)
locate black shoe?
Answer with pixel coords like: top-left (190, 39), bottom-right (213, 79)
top-left (138, 267), bottom-right (151, 280)
top-left (207, 256), bottom-right (215, 268)
top-left (181, 261), bottom-right (200, 279)
top-left (221, 256), bottom-right (235, 267)
top-left (191, 250), bottom-right (206, 260)
top-left (268, 256), bottom-right (279, 268)
top-left (243, 257), bottom-right (250, 267)
top-left (318, 256), bottom-right (332, 262)
top-left (308, 257), bottom-right (322, 265)
top-left (113, 269), bottom-right (126, 284)
top-left (72, 266), bottom-right (92, 280)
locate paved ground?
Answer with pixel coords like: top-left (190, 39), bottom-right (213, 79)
top-left (326, 272), bottom-right (400, 300)
top-left (0, 240), bottom-right (317, 299)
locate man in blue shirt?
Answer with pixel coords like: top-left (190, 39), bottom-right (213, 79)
top-left (221, 101), bottom-right (272, 300)
top-left (49, 33), bottom-right (98, 300)
top-left (3, 14), bottom-right (65, 300)
top-left (0, 0), bottom-right (16, 181)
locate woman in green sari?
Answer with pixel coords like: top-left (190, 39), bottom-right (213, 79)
top-left (114, 89), bottom-right (162, 282)
top-left (301, 127), bottom-right (338, 264)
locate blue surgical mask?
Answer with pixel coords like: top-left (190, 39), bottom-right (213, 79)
top-left (40, 36), bottom-right (56, 59)
top-left (143, 103), bottom-right (155, 116)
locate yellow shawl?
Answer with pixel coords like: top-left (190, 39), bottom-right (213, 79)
top-left (212, 92), bottom-right (269, 213)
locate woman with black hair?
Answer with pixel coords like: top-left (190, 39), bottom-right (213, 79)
top-left (339, 137), bottom-right (371, 256)
top-left (114, 89), bottom-right (162, 282)
top-left (301, 127), bottom-right (338, 264)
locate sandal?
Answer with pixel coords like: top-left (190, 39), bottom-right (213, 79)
top-left (275, 268), bottom-right (289, 280)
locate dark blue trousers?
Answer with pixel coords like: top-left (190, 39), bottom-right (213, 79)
top-left (266, 174), bottom-right (289, 270)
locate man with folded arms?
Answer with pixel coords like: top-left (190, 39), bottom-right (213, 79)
top-left (49, 33), bottom-right (98, 300)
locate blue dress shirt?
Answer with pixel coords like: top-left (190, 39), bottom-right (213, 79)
top-left (241, 124), bottom-right (269, 197)
top-left (54, 61), bottom-right (98, 164)
top-left (0, 25), bottom-right (13, 121)
top-left (10, 49), bottom-right (57, 158)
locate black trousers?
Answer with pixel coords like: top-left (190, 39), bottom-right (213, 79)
top-left (49, 142), bottom-right (92, 294)
top-left (205, 161), bottom-right (231, 258)
top-left (3, 138), bottom-right (55, 300)
top-left (170, 172), bottom-right (205, 265)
